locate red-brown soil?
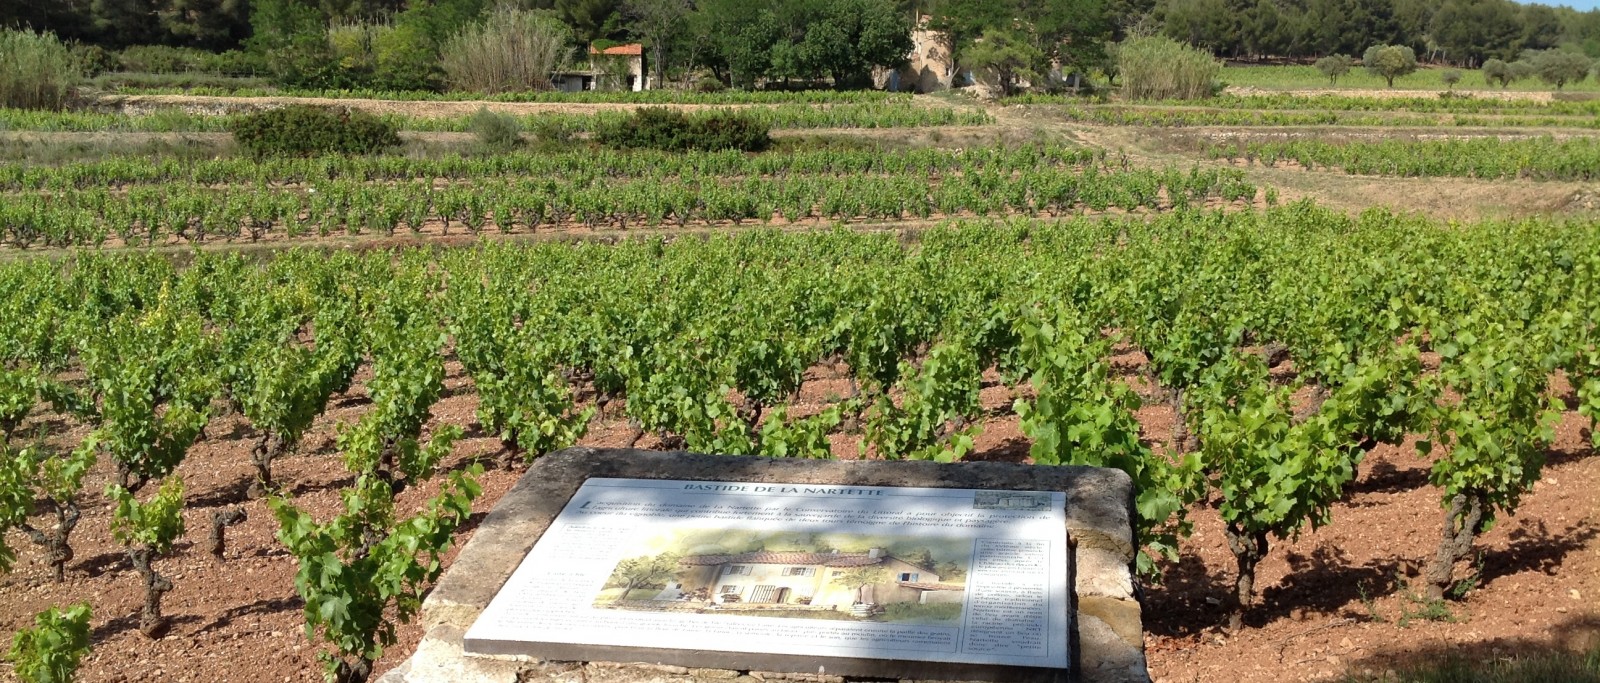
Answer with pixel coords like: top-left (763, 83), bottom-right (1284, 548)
top-left (0, 354), bottom-right (1595, 683)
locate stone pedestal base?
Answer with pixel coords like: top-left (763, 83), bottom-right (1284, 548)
top-left (377, 448), bottom-right (1149, 683)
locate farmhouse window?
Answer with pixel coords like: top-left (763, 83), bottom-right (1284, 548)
top-left (723, 565), bottom-right (750, 576)
top-left (899, 572), bottom-right (919, 582)
top-left (719, 585), bottom-right (741, 596)
top-left (782, 567), bottom-right (815, 576)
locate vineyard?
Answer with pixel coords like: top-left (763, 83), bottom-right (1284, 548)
top-left (0, 159), bottom-right (1259, 248)
top-left (1044, 103), bottom-right (1600, 129)
top-left (0, 203), bottom-right (1597, 680)
top-left (91, 86), bottom-right (911, 105)
top-left (0, 103), bottom-right (993, 134)
top-left (1008, 93), bottom-right (1600, 117)
top-left (0, 84), bottom-right (1597, 683)
top-left (1200, 136), bottom-right (1600, 180)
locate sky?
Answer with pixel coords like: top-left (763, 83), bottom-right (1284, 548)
top-left (1522, 0), bottom-right (1600, 12)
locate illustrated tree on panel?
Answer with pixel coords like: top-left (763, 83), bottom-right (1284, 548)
top-left (608, 553), bottom-right (680, 602)
top-left (831, 565), bottom-right (888, 605)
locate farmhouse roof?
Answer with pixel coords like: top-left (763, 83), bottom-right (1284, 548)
top-left (591, 43), bottom-right (643, 56)
top-left (680, 551), bottom-right (884, 567)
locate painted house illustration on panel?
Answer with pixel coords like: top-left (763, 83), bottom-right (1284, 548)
top-left (654, 548), bottom-right (965, 608)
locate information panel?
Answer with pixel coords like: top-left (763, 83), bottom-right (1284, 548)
top-left (463, 477), bottom-right (1070, 670)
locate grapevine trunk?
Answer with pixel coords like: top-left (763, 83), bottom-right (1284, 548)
top-left (19, 501), bottom-right (79, 582)
top-left (207, 507), bottom-right (247, 559)
top-left (1224, 523), bottom-right (1269, 632)
top-left (1424, 492), bottom-right (1487, 601)
top-left (248, 432), bottom-right (283, 499)
top-left (128, 546), bottom-right (173, 638)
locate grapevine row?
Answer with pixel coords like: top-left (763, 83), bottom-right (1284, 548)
top-left (1049, 104), bottom-right (1600, 129)
top-left (0, 144), bottom-right (1103, 191)
top-left (1007, 92), bottom-right (1600, 117)
top-left (0, 167), bottom-right (1258, 248)
top-left (100, 85), bottom-right (911, 105)
top-left (0, 208), bottom-right (1595, 675)
top-left (1204, 135), bottom-right (1600, 181)
top-left (0, 102), bottom-right (993, 134)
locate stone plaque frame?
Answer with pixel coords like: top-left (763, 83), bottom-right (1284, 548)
top-left (383, 448), bottom-right (1149, 683)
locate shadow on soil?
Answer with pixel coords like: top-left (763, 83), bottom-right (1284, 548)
top-left (1146, 546), bottom-right (1414, 637)
top-left (1344, 613), bottom-right (1600, 681)
top-left (194, 595), bottom-right (306, 634)
top-left (288, 474), bottom-right (358, 497)
top-left (1143, 553), bottom-right (1234, 638)
top-left (1479, 520), bottom-right (1600, 585)
top-left (93, 613), bottom-right (202, 641)
top-left (1348, 458), bottom-right (1432, 498)
top-left (188, 475), bottom-right (255, 508)
top-left (1255, 546), bottom-right (1409, 625)
top-left (75, 550), bottom-right (129, 578)
top-left (965, 437), bottom-right (1030, 463)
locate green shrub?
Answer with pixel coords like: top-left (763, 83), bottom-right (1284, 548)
top-left (440, 6), bottom-right (573, 93)
top-left (1441, 69), bottom-right (1462, 89)
top-left (118, 45), bottom-right (207, 74)
top-left (327, 20), bottom-right (437, 91)
top-left (0, 29), bottom-right (82, 110)
top-left (70, 44), bottom-right (118, 78)
top-left (228, 105), bottom-right (401, 157)
top-left (528, 116), bottom-right (578, 144)
top-left (5, 603), bottom-right (91, 683)
top-left (1363, 44), bottom-right (1418, 88)
top-left (1315, 55), bottom-right (1352, 85)
top-left (1526, 49), bottom-right (1594, 90)
top-left (595, 107), bottom-right (771, 152)
top-left (469, 106), bottom-right (522, 149)
top-left (1483, 58), bottom-right (1512, 88)
top-left (695, 76), bottom-right (728, 93)
top-left (1117, 35), bottom-right (1220, 100)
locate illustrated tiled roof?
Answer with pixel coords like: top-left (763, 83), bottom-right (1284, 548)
top-left (899, 581), bottom-right (964, 591)
top-left (680, 551), bottom-right (884, 567)
top-left (591, 43), bottom-right (644, 56)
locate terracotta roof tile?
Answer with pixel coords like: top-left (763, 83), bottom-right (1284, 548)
top-left (591, 43), bottom-right (644, 56)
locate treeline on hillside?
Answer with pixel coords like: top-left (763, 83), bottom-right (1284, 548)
top-left (1153, 0), bottom-right (1598, 65)
top-left (1, 0), bottom-right (1115, 93)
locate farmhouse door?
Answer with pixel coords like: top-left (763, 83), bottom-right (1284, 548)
top-left (749, 585), bottom-right (784, 603)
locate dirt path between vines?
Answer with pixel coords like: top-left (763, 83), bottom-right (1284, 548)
top-left (1066, 123), bottom-right (1600, 221)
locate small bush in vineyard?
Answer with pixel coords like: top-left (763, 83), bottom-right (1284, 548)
top-left (107, 477), bottom-right (186, 638)
top-left (5, 603), bottom-right (91, 683)
top-left (467, 106), bottom-right (522, 150)
top-left (228, 105), bottom-right (400, 157)
top-left (595, 107), bottom-right (771, 152)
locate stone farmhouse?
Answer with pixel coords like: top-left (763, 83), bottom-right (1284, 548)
top-left (553, 43), bottom-right (646, 92)
top-left (653, 549), bottom-right (965, 608)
